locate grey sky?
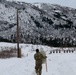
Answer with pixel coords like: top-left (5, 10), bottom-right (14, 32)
top-left (9, 0), bottom-right (76, 8)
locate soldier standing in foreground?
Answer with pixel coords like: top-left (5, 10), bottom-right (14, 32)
top-left (34, 49), bottom-right (47, 75)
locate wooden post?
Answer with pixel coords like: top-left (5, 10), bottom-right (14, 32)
top-left (17, 9), bottom-right (21, 58)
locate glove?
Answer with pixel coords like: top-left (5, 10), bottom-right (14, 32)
top-left (44, 56), bottom-right (47, 58)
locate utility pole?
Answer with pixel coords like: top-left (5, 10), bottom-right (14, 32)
top-left (16, 9), bottom-right (21, 58)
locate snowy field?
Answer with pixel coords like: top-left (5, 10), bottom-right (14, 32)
top-left (0, 42), bottom-right (76, 75)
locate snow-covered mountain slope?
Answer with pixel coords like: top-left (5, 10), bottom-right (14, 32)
top-left (0, 1), bottom-right (76, 47)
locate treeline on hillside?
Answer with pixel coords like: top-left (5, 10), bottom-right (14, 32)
top-left (0, 37), bottom-right (11, 42)
top-left (0, 36), bottom-right (76, 47)
top-left (41, 38), bottom-right (76, 47)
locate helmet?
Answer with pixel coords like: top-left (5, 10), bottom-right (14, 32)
top-left (36, 49), bottom-right (39, 52)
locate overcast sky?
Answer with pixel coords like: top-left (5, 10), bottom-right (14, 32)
top-left (8, 0), bottom-right (76, 9)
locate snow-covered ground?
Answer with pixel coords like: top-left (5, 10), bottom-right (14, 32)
top-left (0, 42), bottom-right (76, 75)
